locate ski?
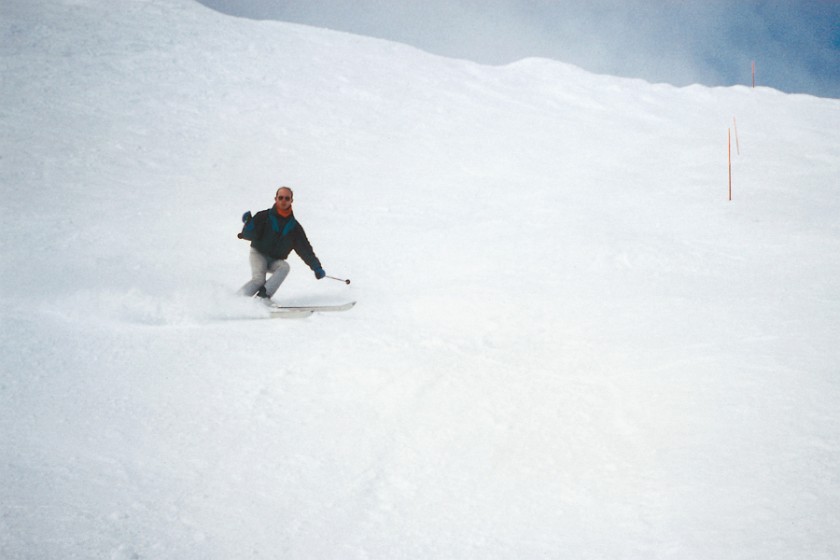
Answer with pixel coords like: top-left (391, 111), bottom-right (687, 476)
top-left (269, 301), bottom-right (356, 315)
top-left (265, 309), bottom-right (314, 319)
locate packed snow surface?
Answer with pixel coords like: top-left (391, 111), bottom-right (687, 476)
top-left (2, 1), bottom-right (839, 558)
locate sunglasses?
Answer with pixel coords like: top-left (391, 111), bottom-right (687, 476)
top-left (276, 196), bottom-right (292, 201)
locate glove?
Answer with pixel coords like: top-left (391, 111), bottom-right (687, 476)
top-left (241, 210), bottom-right (252, 223)
top-left (314, 268), bottom-right (326, 280)
top-left (237, 233), bottom-right (244, 239)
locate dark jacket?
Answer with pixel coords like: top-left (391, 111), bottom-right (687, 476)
top-left (240, 206), bottom-right (322, 271)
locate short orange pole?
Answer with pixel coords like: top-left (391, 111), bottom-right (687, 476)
top-left (733, 117), bottom-right (740, 155)
top-left (728, 128), bottom-right (732, 201)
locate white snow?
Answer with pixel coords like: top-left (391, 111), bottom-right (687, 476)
top-left (2, 1), bottom-right (840, 558)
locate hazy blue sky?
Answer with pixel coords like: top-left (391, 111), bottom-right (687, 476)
top-left (197, 0), bottom-right (839, 98)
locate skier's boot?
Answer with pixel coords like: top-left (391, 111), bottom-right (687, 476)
top-left (255, 285), bottom-right (272, 305)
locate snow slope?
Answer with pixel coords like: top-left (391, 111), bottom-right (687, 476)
top-left (2, 1), bottom-right (839, 558)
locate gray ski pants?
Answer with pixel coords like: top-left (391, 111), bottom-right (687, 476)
top-left (238, 248), bottom-right (290, 298)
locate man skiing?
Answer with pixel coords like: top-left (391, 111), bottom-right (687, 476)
top-left (237, 186), bottom-right (326, 301)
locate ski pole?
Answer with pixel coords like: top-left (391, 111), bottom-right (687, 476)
top-left (327, 275), bottom-right (351, 285)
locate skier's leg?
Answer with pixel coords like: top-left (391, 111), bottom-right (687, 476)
top-left (264, 260), bottom-right (291, 298)
top-left (238, 248), bottom-right (270, 296)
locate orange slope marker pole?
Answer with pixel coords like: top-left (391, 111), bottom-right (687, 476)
top-left (733, 117), bottom-right (740, 155)
top-left (728, 128), bottom-right (733, 201)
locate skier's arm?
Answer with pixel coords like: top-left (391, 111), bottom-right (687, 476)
top-left (238, 210), bottom-right (263, 240)
top-left (292, 225), bottom-right (323, 276)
